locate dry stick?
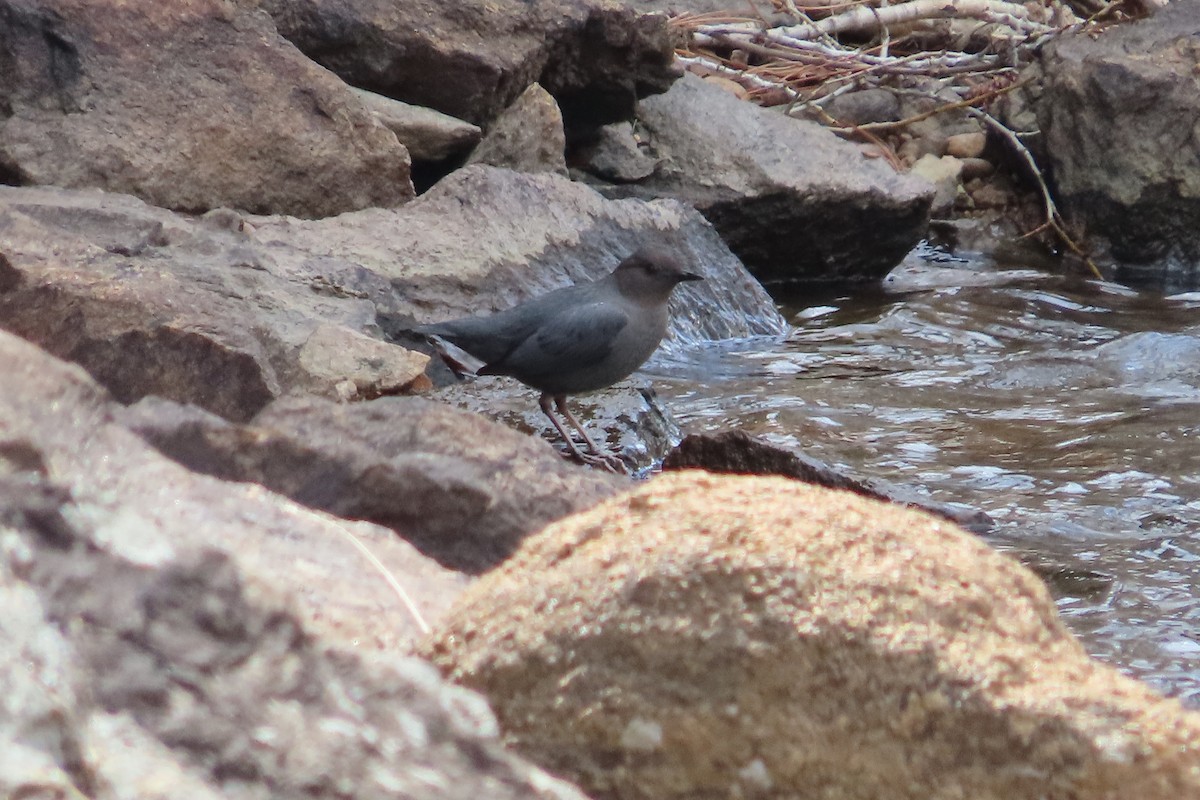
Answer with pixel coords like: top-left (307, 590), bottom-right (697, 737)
top-left (967, 108), bottom-right (1105, 280)
top-left (780, 0), bottom-right (1051, 37)
top-left (331, 521), bottom-right (431, 635)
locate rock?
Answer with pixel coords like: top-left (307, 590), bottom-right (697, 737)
top-left (663, 430), bottom-right (992, 532)
top-left (256, 165), bottom-right (789, 350)
top-left (351, 87), bottom-right (482, 163)
top-left (0, 167), bottom-right (785, 451)
top-left (467, 84), bottom-right (568, 176)
top-left (0, 329), bottom-right (467, 648)
top-left (625, 74), bottom-right (933, 285)
top-left (432, 379), bottom-right (682, 473)
top-left (117, 394), bottom-right (623, 573)
top-left (573, 121), bottom-right (659, 183)
top-left (960, 156), bottom-right (995, 181)
top-left (297, 323), bottom-right (432, 400)
top-left (1038, 1), bottom-right (1200, 290)
top-left (909, 153), bottom-right (964, 216)
top-left (0, 0), bottom-right (412, 217)
top-left (260, 0), bottom-right (677, 130)
top-left (421, 471), bottom-right (1200, 800)
top-left (0, 186), bottom-right (417, 421)
top-left (822, 87), bottom-right (902, 126)
top-left (946, 131), bottom-right (987, 159)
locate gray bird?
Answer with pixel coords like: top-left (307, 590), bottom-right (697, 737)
top-left (413, 246), bottom-right (702, 468)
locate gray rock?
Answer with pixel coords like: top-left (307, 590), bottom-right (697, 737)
top-left (260, 0), bottom-right (678, 130)
top-left (117, 394), bottom-right (623, 573)
top-left (467, 83), bottom-right (568, 176)
top-left (1038, 1), bottom-right (1200, 290)
top-left (575, 121), bottom-right (659, 182)
top-left (0, 186), bottom-right (423, 421)
top-left (255, 165), bottom-right (789, 352)
top-left (351, 87), bottom-right (482, 163)
top-left (629, 74), bottom-right (933, 284)
top-left (0, 0), bottom-right (412, 217)
top-left (822, 88), bottom-right (902, 126)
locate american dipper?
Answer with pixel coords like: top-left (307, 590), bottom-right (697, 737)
top-left (414, 246), bottom-right (702, 468)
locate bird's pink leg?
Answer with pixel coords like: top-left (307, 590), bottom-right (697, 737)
top-left (539, 394), bottom-right (625, 472)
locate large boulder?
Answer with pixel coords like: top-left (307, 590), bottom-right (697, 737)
top-left (599, 74), bottom-right (934, 285)
top-left (257, 165), bottom-right (788, 350)
top-left (259, 0), bottom-right (678, 131)
top-left (0, 330), bottom-right (600, 799)
top-left (1037, 0), bottom-right (1200, 290)
top-left (422, 471), bottom-right (1200, 800)
top-left (118, 394), bottom-right (622, 573)
top-left (0, 0), bottom-right (412, 217)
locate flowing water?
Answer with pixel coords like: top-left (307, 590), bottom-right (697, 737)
top-left (651, 242), bottom-right (1200, 705)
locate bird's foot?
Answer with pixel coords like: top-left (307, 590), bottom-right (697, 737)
top-left (561, 444), bottom-right (628, 474)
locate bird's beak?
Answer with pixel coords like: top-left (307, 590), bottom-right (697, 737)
top-left (680, 272), bottom-right (704, 282)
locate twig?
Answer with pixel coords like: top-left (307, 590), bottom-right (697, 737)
top-left (968, 108), bottom-right (1104, 279)
top-left (331, 520), bottom-right (431, 635)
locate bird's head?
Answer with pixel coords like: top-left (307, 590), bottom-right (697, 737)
top-left (612, 246), bottom-right (703, 302)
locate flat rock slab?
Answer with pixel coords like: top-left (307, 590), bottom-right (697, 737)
top-left (118, 394), bottom-right (623, 573)
top-left (0, 0), bottom-right (412, 216)
top-left (615, 73), bottom-right (934, 285)
top-left (260, 0), bottom-right (678, 130)
top-left (0, 186), bottom-right (424, 421)
top-left (1038, 1), bottom-right (1200, 290)
top-left (422, 470), bottom-right (1200, 800)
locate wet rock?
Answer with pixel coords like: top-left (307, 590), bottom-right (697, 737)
top-left (350, 87), bottom-right (482, 163)
top-left (421, 471), bottom-right (1200, 800)
top-left (0, 186), bottom-right (417, 421)
top-left (0, 0), bottom-right (412, 216)
top-left (256, 165), bottom-right (789, 350)
top-left (664, 430), bottom-right (992, 532)
top-left (433, 378), bottom-right (682, 473)
top-left (260, 0), bottom-right (677, 130)
top-left (467, 84), bottom-right (568, 176)
top-left (1038, 1), bottom-right (1200, 290)
top-left (573, 121), bottom-right (658, 183)
top-left (118, 394), bottom-right (623, 573)
top-left (622, 74), bottom-right (933, 285)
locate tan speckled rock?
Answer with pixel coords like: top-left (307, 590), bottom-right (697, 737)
top-left (420, 471), bottom-right (1200, 800)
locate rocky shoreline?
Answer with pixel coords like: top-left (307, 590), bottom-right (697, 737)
top-left (3, 0), bottom-right (1200, 798)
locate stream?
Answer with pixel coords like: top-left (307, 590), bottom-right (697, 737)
top-left (651, 242), bottom-right (1200, 705)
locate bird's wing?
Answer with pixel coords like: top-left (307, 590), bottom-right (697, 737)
top-left (483, 300), bottom-right (629, 378)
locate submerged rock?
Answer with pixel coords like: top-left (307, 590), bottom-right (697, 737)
top-left (422, 471), bottom-right (1200, 800)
